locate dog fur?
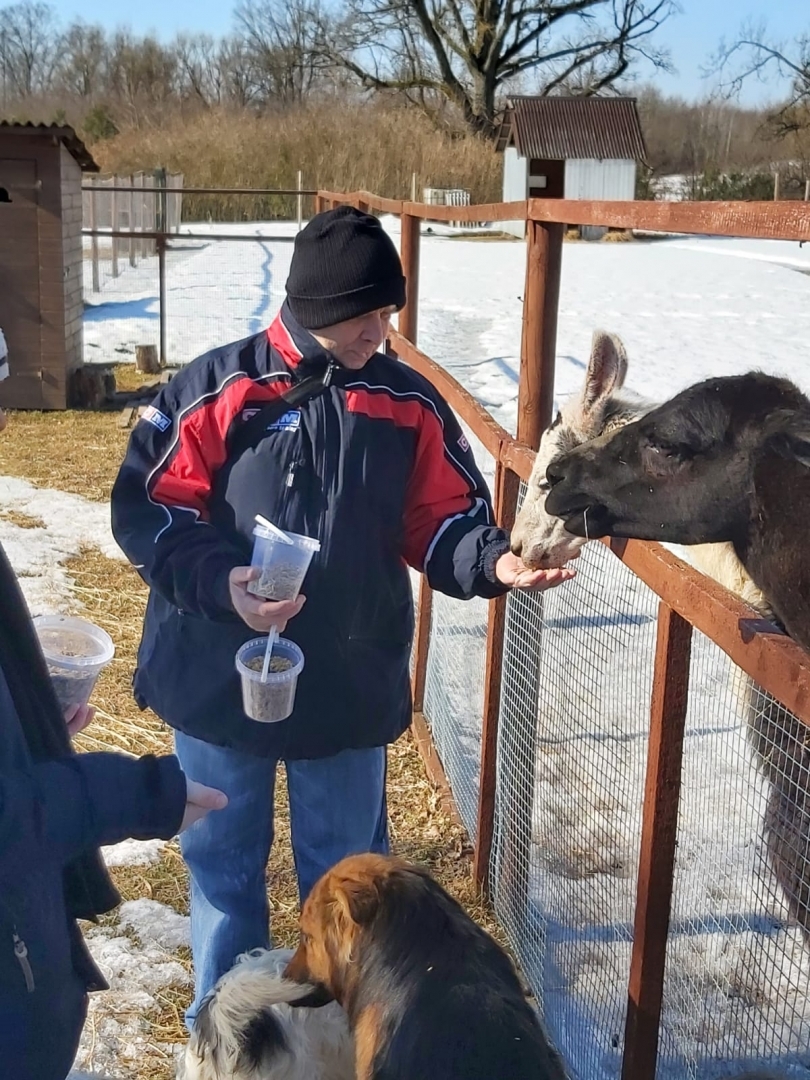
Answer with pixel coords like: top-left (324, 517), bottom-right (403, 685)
top-left (183, 947), bottom-right (354, 1080)
top-left (284, 853), bottom-right (566, 1080)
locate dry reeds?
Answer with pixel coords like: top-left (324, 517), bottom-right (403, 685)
top-left (93, 103), bottom-right (503, 221)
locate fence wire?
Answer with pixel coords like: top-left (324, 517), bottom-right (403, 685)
top-left (81, 228), bottom-right (296, 367)
top-left (490, 516), bottom-right (658, 1080)
top-left (420, 423), bottom-right (495, 840)
top-left (659, 633), bottom-right (810, 1080)
top-left (482, 510), bottom-right (810, 1079)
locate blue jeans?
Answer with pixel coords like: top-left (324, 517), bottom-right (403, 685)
top-left (174, 731), bottom-right (389, 1027)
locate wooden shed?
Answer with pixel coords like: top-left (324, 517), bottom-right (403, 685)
top-left (0, 122), bottom-right (98, 409)
top-left (496, 97), bottom-right (647, 238)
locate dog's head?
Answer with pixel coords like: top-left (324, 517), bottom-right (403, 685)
top-left (285, 853), bottom-right (425, 1006)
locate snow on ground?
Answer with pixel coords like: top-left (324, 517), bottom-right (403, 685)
top-left (41, 221), bottom-right (810, 1078)
top-left (72, 898), bottom-right (190, 1079)
top-left (0, 476), bottom-right (124, 614)
top-left (101, 839), bottom-right (167, 868)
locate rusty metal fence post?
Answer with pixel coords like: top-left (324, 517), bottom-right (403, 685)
top-left (622, 601), bottom-right (692, 1080)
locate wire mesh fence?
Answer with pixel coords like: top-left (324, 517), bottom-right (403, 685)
top-left (489, 523), bottom-right (657, 1079)
top-left (421, 422), bottom-right (495, 841)
top-left (160, 232), bottom-right (295, 366)
top-left (82, 174), bottom-right (183, 295)
top-left (658, 635), bottom-right (810, 1079)
top-left (81, 227), bottom-right (297, 367)
top-left (471, 511), bottom-right (810, 1078)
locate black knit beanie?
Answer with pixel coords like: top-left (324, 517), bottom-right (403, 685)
top-left (285, 206), bottom-right (407, 330)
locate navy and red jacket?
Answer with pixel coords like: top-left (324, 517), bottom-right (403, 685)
top-left (111, 304), bottom-right (509, 760)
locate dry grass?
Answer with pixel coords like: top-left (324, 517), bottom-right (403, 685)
top-left (95, 103), bottom-right (503, 218)
top-left (0, 508), bottom-right (46, 529)
top-left (1, 400), bottom-right (506, 1076)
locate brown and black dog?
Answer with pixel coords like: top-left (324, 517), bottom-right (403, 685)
top-left (284, 853), bottom-right (565, 1080)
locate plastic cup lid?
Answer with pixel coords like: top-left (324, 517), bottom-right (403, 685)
top-left (33, 614), bottom-right (115, 668)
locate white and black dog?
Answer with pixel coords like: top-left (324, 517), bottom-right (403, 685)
top-left (184, 947), bottom-right (354, 1080)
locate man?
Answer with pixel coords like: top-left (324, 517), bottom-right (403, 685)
top-left (111, 206), bottom-right (573, 1025)
top-left (0, 356), bottom-right (228, 1080)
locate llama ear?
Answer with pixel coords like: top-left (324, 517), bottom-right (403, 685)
top-left (769, 416), bottom-right (810, 470)
top-left (779, 432), bottom-right (810, 470)
top-left (581, 331), bottom-right (629, 417)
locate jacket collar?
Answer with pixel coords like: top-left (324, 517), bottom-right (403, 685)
top-left (268, 302), bottom-right (347, 383)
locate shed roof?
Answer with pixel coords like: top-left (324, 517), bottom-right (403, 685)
top-left (495, 96), bottom-right (646, 162)
top-left (0, 122), bottom-right (98, 171)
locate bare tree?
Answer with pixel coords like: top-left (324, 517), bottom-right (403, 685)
top-left (56, 21), bottom-right (107, 100)
top-left (175, 33), bottom-right (230, 107)
top-left (234, 0), bottom-right (330, 106)
top-left (0, 1), bottom-right (60, 98)
top-left (713, 25), bottom-right (810, 137)
top-left (326, 0), bottom-right (675, 139)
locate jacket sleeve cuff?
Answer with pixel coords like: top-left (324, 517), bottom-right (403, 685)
top-left (73, 752), bottom-right (187, 848)
top-left (426, 521), bottom-right (511, 600)
top-left (481, 537), bottom-right (511, 585)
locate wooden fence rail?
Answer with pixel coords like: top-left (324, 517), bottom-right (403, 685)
top-left (321, 188), bottom-right (810, 1079)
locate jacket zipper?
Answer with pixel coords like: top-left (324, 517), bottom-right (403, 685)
top-left (13, 931), bottom-right (35, 992)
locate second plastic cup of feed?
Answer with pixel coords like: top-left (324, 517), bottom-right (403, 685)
top-left (247, 521), bottom-right (321, 601)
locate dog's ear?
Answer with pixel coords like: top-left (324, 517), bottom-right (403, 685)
top-left (336, 877), bottom-right (381, 927)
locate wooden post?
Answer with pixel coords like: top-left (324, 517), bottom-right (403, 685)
top-left (411, 171), bottom-right (417, 202)
top-left (399, 213), bottom-right (421, 344)
top-left (805, 179), bottom-right (809, 202)
top-left (622, 603), bottom-right (692, 1080)
top-left (517, 217), bottom-right (564, 448)
top-left (135, 344), bottom-right (160, 375)
top-left (473, 460), bottom-right (521, 890)
top-left (297, 170), bottom-right (304, 230)
top-left (774, 171), bottom-right (781, 201)
top-left (89, 188), bottom-right (100, 293)
top-left (314, 194), bottom-right (326, 215)
top-left (134, 173), bottom-right (143, 261)
top-left (157, 235), bottom-right (167, 367)
top-left (111, 181), bottom-right (119, 278)
top-left (411, 578), bottom-right (433, 712)
top-left (491, 210), bottom-right (562, 920)
top-left (128, 177), bottom-right (135, 268)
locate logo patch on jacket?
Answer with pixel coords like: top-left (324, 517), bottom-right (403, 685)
top-left (458, 434), bottom-right (470, 452)
top-left (267, 410), bottom-right (301, 433)
top-left (141, 405), bottom-right (172, 432)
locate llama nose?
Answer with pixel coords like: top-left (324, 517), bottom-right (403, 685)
top-left (510, 537), bottom-right (523, 557)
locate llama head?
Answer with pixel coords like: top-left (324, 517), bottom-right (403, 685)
top-left (511, 330), bottom-right (648, 569)
top-left (544, 372), bottom-right (810, 546)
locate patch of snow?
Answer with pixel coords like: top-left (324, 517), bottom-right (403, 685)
top-left (102, 839), bottom-right (166, 868)
top-left (72, 903), bottom-right (191, 1079)
top-left (117, 899), bottom-right (191, 952)
top-left (0, 476), bottom-right (124, 614)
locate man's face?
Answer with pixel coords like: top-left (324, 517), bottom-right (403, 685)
top-left (312, 306), bottom-right (397, 370)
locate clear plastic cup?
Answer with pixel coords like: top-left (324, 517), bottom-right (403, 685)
top-left (246, 523), bottom-right (321, 601)
top-left (235, 637), bottom-right (305, 723)
top-left (33, 614), bottom-right (115, 714)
